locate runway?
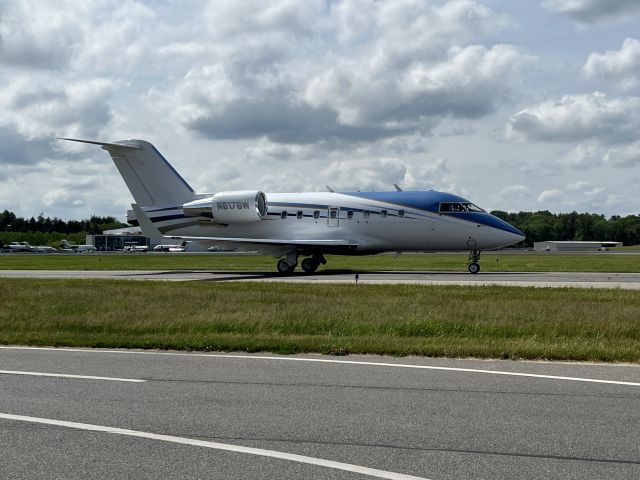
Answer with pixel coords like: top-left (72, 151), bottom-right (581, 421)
top-left (1, 347), bottom-right (639, 479)
top-left (2, 269), bottom-right (640, 289)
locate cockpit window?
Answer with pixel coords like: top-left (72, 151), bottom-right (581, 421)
top-left (439, 202), bottom-right (484, 213)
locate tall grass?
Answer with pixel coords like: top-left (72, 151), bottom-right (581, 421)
top-left (1, 279), bottom-right (639, 361)
top-left (1, 252), bottom-right (640, 272)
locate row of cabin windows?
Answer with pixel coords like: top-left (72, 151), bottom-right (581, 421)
top-left (280, 209), bottom-right (406, 219)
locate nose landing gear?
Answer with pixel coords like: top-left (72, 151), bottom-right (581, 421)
top-left (468, 249), bottom-right (481, 274)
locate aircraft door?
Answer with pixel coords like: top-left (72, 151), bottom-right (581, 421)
top-left (328, 207), bottom-right (339, 227)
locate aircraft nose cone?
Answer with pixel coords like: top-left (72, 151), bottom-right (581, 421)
top-left (485, 214), bottom-right (525, 248)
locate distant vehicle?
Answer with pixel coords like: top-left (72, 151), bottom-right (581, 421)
top-left (61, 137), bottom-right (525, 274)
top-left (153, 240), bottom-right (188, 252)
top-left (60, 239), bottom-right (97, 253)
top-left (123, 242), bottom-right (148, 252)
top-left (207, 245), bottom-right (239, 252)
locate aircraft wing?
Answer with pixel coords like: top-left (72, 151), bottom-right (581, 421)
top-left (165, 235), bottom-right (358, 248)
top-left (132, 203), bottom-right (357, 248)
top-left (131, 203), bottom-right (163, 237)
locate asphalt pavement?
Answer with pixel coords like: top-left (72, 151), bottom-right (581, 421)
top-left (1, 347), bottom-right (639, 479)
top-left (2, 269), bottom-right (640, 289)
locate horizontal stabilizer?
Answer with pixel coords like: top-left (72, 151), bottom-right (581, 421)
top-left (58, 138), bottom-right (142, 150)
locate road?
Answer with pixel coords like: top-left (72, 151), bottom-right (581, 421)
top-left (1, 347), bottom-right (639, 479)
top-left (1, 269), bottom-right (640, 289)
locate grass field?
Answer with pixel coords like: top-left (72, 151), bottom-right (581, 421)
top-left (2, 279), bottom-right (639, 362)
top-left (2, 251), bottom-right (640, 272)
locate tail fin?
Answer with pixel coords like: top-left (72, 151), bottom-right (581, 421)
top-left (61, 240), bottom-right (71, 247)
top-left (60, 138), bottom-right (195, 207)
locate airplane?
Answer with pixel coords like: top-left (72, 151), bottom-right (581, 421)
top-left (60, 138), bottom-right (525, 274)
top-left (123, 242), bottom-right (149, 252)
top-left (153, 241), bottom-right (188, 252)
top-left (60, 239), bottom-right (97, 253)
top-left (2, 242), bottom-right (59, 253)
top-left (4, 241), bottom-right (37, 253)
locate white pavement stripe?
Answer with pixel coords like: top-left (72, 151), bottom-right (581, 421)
top-left (1, 346), bottom-right (639, 387)
top-left (0, 370), bottom-right (145, 383)
top-left (0, 413), bottom-right (429, 480)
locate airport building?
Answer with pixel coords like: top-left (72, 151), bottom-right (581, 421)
top-left (534, 241), bottom-right (622, 252)
top-left (86, 227), bottom-right (151, 251)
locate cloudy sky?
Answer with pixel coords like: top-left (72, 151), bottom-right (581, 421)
top-left (1, 0), bottom-right (640, 221)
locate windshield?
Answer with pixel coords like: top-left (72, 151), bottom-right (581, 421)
top-left (439, 202), bottom-right (485, 213)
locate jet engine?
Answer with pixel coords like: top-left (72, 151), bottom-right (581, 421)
top-left (183, 190), bottom-right (268, 223)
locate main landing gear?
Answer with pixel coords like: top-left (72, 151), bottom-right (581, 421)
top-left (276, 253), bottom-right (326, 274)
top-left (277, 259), bottom-right (296, 274)
top-left (468, 249), bottom-right (481, 274)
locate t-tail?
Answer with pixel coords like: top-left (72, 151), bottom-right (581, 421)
top-left (59, 138), bottom-right (196, 208)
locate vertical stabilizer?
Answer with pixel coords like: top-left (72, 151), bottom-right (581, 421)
top-left (60, 138), bottom-right (195, 207)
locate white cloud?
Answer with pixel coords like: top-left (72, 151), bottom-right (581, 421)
top-left (499, 185), bottom-right (530, 196)
top-left (156, 0), bottom-right (526, 145)
top-left (507, 92), bottom-right (640, 145)
top-left (561, 143), bottom-right (603, 168)
top-left (603, 142), bottom-right (640, 167)
top-left (542, 0), bottom-right (640, 24)
top-left (537, 189), bottom-right (564, 203)
top-left (583, 38), bottom-right (640, 90)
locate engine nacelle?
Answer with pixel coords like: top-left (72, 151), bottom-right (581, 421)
top-left (183, 190), bottom-right (267, 223)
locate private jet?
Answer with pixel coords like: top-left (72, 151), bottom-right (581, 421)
top-left (123, 242), bottom-right (149, 252)
top-left (61, 239), bottom-right (96, 253)
top-left (60, 138), bottom-right (525, 274)
top-left (2, 241), bottom-right (59, 253)
top-left (153, 240), bottom-right (189, 252)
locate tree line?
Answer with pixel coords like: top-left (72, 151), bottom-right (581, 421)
top-left (0, 210), bottom-right (127, 247)
top-left (491, 211), bottom-right (640, 246)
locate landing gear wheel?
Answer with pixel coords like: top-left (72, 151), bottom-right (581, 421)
top-left (301, 257), bottom-right (319, 273)
top-left (277, 259), bottom-right (296, 274)
top-left (468, 263), bottom-right (480, 274)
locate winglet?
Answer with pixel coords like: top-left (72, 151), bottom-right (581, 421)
top-left (393, 184), bottom-right (403, 192)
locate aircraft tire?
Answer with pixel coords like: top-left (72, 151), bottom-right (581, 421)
top-left (468, 263), bottom-right (480, 274)
top-left (277, 259), bottom-right (296, 274)
top-left (301, 258), bottom-right (319, 273)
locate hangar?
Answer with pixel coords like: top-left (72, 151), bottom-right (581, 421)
top-left (534, 241), bottom-right (622, 252)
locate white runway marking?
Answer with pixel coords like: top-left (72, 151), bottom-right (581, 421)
top-left (2, 346), bottom-right (639, 387)
top-left (0, 369), bottom-right (145, 383)
top-left (0, 413), bottom-right (429, 480)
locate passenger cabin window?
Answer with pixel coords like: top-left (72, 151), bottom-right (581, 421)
top-left (439, 202), bottom-right (484, 213)
top-left (347, 210), bottom-right (354, 220)
top-left (281, 211), bottom-right (287, 219)
top-left (380, 210), bottom-right (387, 218)
top-left (363, 210), bottom-right (370, 219)
top-left (313, 210), bottom-right (320, 219)
top-left (398, 209), bottom-right (405, 218)
top-left (297, 210), bottom-right (303, 219)
top-left (330, 210), bottom-right (337, 219)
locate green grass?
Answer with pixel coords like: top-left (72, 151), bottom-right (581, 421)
top-left (1, 252), bottom-right (640, 272)
top-left (2, 279), bottom-right (639, 362)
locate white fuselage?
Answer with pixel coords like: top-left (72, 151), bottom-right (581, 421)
top-left (146, 191), bottom-right (524, 254)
